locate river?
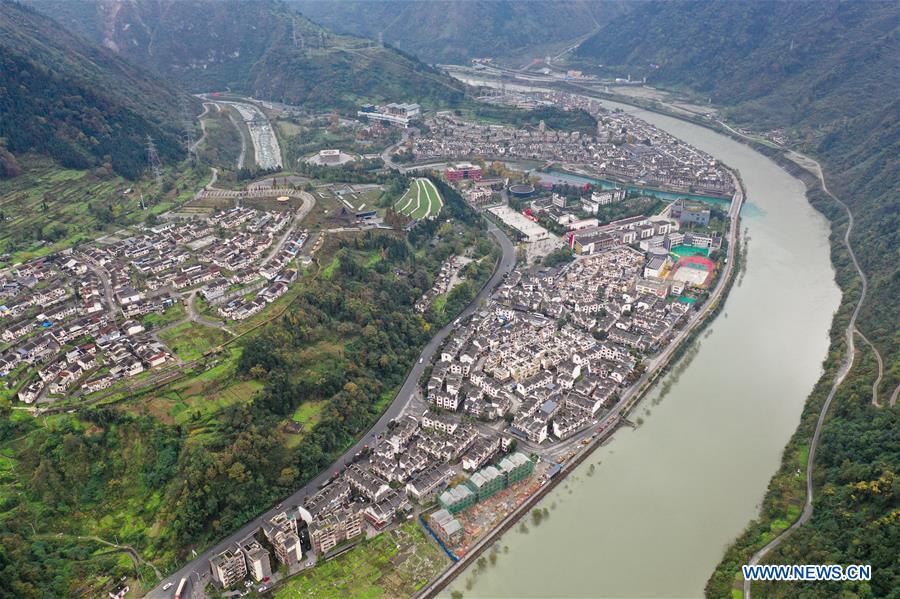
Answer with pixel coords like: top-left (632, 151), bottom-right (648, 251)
top-left (444, 93), bottom-right (841, 598)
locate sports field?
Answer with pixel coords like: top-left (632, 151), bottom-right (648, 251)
top-left (670, 244), bottom-right (709, 258)
top-left (672, 255), bottom-right (716, 287)
top-left (395, 178), bottom-right (443, 219)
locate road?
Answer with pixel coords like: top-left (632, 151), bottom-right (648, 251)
top-left (743, 153), bottom-right (868, 599)
top-left (854, 329), bottom-right (883, 407)
top-left (144, 221), bottom-right (515, 599)
top-left (190, 103), bottom-right (218, 154)
top-left (184, 291), bottom-right (229, 330)
top-left (260, 193), bottom-right (315, 267)
top-left (220, 103), bottom-right (248, 170)
top-left (380, 130), bottom-right (410, 170)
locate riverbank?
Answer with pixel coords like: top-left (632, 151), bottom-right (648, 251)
top-left (706, 144), bottom-right (894, 599)
top-left (576, 83), bottom-right (896, 599)
top-left (417, 170), bottom-right (745, 598)
top-left (434, 79), bottom-right (840, 599)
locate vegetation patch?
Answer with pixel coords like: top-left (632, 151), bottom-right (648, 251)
top-left (274, 522), bottom-right (448, 599)
top-left (395, 178), bottom-right (442, 219)
top-left (290, 401), bottom-right (326, 429)
top-left (159, 323), bottom-right (230, 361)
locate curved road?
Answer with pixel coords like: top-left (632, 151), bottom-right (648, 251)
top-left (743, 154), bottom-right (868, 598)
top-left (854, 329), bottom-right (883, 407)
top-left (190, 103), bottom-right (218, 154)
top-left (145, 221), bottom-right (515, 599)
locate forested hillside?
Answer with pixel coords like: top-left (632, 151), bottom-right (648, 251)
top-left (0, 0), bottom-right (186, 179)
top-left (572, 1), bottom-right (899, 596)
top-left (291, 0), bottom-right (632, 64)
top-left (30, 0), bottom-right (466, 110)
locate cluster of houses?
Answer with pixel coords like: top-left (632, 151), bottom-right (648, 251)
top-left (0, 255), bottom-right (175, 404)
top-left (1, 205), bottom-right (307, 405)
top-left (414, 256), bottom-right (465, 313)
top-left (411, 91), bottom-right (733, 198)
top-left (209, 510), bottom-right (304, 589)
top-left (423, 246), bottom-right (694, 446)
top-left (522, 189), bottom-right (630, 233)
top-left (206, 216), bottom-right (717, 590)
top-left (207, 404), bottom-right (529, 589)
top-left (216, 229), bottom-right (307, 320)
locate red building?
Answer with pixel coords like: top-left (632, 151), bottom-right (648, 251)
top-left (446, 162), bottom-right (483, 182)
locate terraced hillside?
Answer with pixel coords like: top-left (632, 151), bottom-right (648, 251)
top-left (395, 178), bottom-right (443, 219)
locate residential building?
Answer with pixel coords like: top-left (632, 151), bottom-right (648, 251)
top-left (465, 465), bottom-right (504, 501)
top-left (309, 503), bottom-right (364, 555)
top-left (406, 463), bottom-right (452, 503)
top-left (430, 508), bottom-right (464, 546)
top-left (364, 490), bottom-right (411, 530)
top-left (438, 484), bottom-right (476, 514)
top-left (670, 199), bottom-right (711, 226)
top-left (238, 536), bottom-right (272, 582)
top-left (210, 547), bottom-right (247, 588)
top-left (263, 512), bottom-right (303, 568)
top-left (445, 162), bottom-right (483, 182)
top-left (497, 452), bottom-right (534, 486)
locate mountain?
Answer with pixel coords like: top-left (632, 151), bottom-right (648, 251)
top-left (291, 0), bottom-right (633, 64)
top-left (574, 1), bottom-right (897, 129)
top-left (30, 0), bottom-right (466, 110)
top-left (573, 2), bottom-right (899, 597)
top-left (0, 0), bottom-right (186, 179)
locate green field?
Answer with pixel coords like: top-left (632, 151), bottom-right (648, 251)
top-left (141, 303), bottom-right (186, 329)
top-left (274, 522), bottom-right (448, 599)
top-left (158, 323), bottom-right (230, 361)
top-left (291, 400), bottom-right (326, 430)
top-left (395, 178), bottom-right (442, 219)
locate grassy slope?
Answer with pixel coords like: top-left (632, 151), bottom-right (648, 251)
top-left (0, 155), bottom-right (206, 266)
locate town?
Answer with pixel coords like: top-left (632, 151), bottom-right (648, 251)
top-left (0, 200), bottom-right (309, 406)
top-left (410, 90), bottom-right (734, 198)
top-left (198, 181), bottom-right (734, 594)
top-left (3, 83), bottom-right (737, 598)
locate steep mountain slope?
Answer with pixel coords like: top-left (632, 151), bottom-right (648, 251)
top-left (291, 0), bottom-right (633, 64)
top-left (31, 0), bottom-right (465, 110)
top-left (575, 1), bottom-right (896, 128)
top-left (0, 0), bottom-right (186, 179)
top-left (573, 2), bottom-right (899, 597)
